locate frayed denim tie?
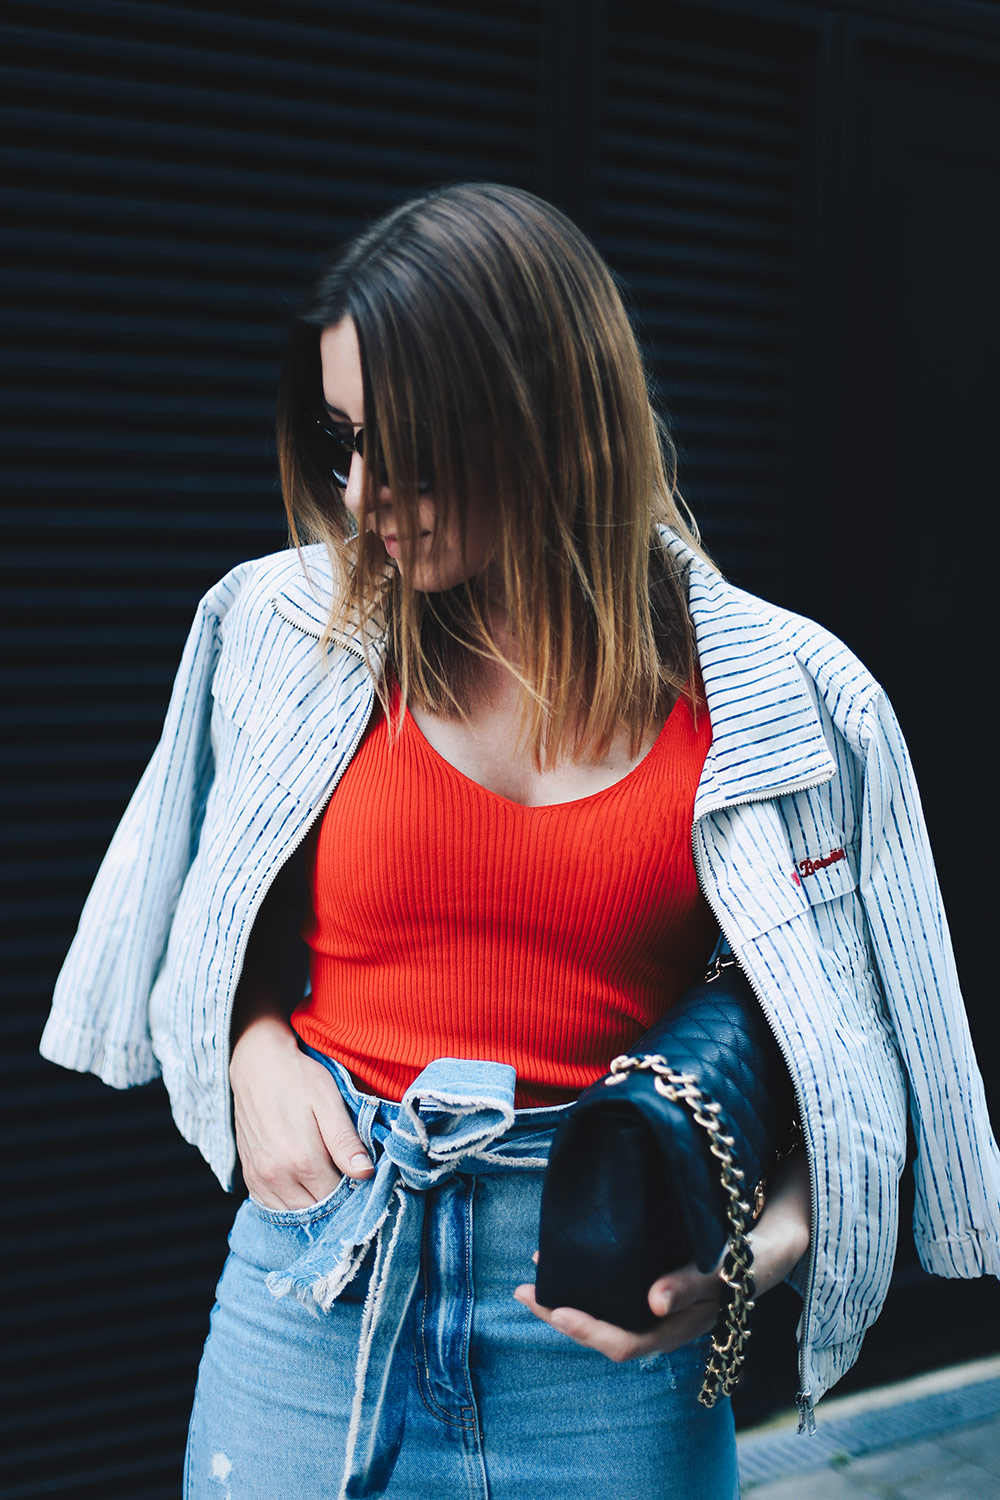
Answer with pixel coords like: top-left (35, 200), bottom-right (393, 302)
top-left (265, 1058), bottom-right (554, 1500)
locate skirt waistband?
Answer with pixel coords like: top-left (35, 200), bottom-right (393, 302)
top-left (269, 1049), bottom-right (570, 1500)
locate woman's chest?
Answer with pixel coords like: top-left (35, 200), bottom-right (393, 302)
top-left (407, 700), bottom-right (670, 807)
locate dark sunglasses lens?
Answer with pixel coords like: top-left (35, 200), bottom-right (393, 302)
top-left (331, 458), bottom-right (351, 488)
top-left (314, 418), bottom-right (355, 488)
top-left (313, 416), bottom-right (432, 493)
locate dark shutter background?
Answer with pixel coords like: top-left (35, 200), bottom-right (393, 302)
top-left (599, 3), bottom-right (810, 595)
top-left (2, 2), bottom-right (998, 1495)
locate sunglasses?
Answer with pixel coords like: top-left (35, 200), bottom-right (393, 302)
top-left (312, 415), bottom-right (432, 494)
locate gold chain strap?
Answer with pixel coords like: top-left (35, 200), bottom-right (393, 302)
top-left (605, 1053), bottom-right (757, 1407)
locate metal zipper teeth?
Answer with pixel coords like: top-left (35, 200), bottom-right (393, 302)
top-left (216, 621), bottom-right (376, 1182)
top-left (692, 774), bottom-right (830, 1435)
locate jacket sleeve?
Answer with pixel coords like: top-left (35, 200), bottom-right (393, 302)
top-left (38, 571), bottom-right (241, 1088)
top-left (859, 690), bottom-right (1000, 1279)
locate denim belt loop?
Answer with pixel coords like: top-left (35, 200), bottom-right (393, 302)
top-left (355, 1094), bottom-right (379, 1162)
top-left (265, 1058), bottom-right (555, 1500)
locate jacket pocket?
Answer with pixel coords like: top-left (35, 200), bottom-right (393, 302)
top-left (209, 653), bottom-right (308, 802)
top-left (706, 843), bottom-right (860, 946)
top-left (211, 654), bottom-right (273, 744)
top-left (793, 844), bottom-right (859, 907)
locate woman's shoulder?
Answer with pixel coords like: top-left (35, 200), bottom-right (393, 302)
top-left (682, 547), bottom-right (884, 750)
top-left (202, 544), bottom-right (332, 620)
top-left (187, 543), bottom-right (352, 657)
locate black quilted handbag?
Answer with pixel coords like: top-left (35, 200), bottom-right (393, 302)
top-left (534, 950), bottom-right (797, 1404)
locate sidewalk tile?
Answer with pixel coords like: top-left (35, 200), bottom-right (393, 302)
top-left (939, 1416), bottom-right (1000, 1476)
top-left (879, 1456), bottom-right (1000, 1500)
top-left (845, 1437), bottom-right (953, 1485)
top-left (738, 1368), bottom-right (1000, 1497)
top-left (743, 1468), bottom-right (880, 1499)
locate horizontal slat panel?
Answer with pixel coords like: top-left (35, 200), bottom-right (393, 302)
top-left (598, 2), bottom-right (807, 590)
top-left (0, 61), bottom-right (534, 144)
top-left (1, 3), bottom-right (543, 1495)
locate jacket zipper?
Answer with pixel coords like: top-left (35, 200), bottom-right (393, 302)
top-left (691, 779), bottom-right (829, 1435)
top-left (218, 630), bottom-right (377, 1178)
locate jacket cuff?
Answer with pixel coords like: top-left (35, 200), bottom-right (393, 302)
top-left (918, 1232), bottom-right (1000, 1280)
top-left (39, 1013), bottom-right (160, 1090)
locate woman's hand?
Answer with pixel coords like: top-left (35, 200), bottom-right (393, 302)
top-left (514, 1256), bottom-right (727, 1362)
top-left (515, 1145), bottom-right (811, 1363)
top-left (230, 1011), bottom-right (374, 1210)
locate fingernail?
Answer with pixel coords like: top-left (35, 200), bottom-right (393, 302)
top-left (653, 1290), bottom-right (671, 1317)
top-left (350, 1152), bottom-right (373, 1173)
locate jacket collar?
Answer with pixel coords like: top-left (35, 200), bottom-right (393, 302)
top-left (270, 536), bottom-right (837, 815)
top-left (270, 546), bottom-right (387, 659)
top-left (665, 534), bottom-right (837, 817)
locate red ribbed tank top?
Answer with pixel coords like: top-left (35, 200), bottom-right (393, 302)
top-left (291, 689), bottom-right (716, 1106)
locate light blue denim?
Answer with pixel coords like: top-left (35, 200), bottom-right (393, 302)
top-left (185, 1053), bottom-right (739, 1499)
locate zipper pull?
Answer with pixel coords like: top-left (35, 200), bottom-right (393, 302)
top-left (796, 1391), bottom-right (816, 1436)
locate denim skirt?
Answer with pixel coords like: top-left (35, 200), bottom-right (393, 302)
top-left (185, 1052), bottom-right (739, 1500)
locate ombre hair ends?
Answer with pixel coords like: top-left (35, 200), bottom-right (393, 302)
top-left (277, 182), bottom-right (709, 766)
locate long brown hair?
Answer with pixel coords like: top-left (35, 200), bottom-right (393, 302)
top-left (277, 182), bottom-right (710, 765)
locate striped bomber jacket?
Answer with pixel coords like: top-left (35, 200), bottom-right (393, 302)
top-left (41, 533), bottom-right (1000, 1417)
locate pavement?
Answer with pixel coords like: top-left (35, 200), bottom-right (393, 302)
top-left (737, 1355), bottom-right (1000, 1498)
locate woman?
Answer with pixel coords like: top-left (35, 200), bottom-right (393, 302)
top-left (41, 184), bottom-right (1000, 1500)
